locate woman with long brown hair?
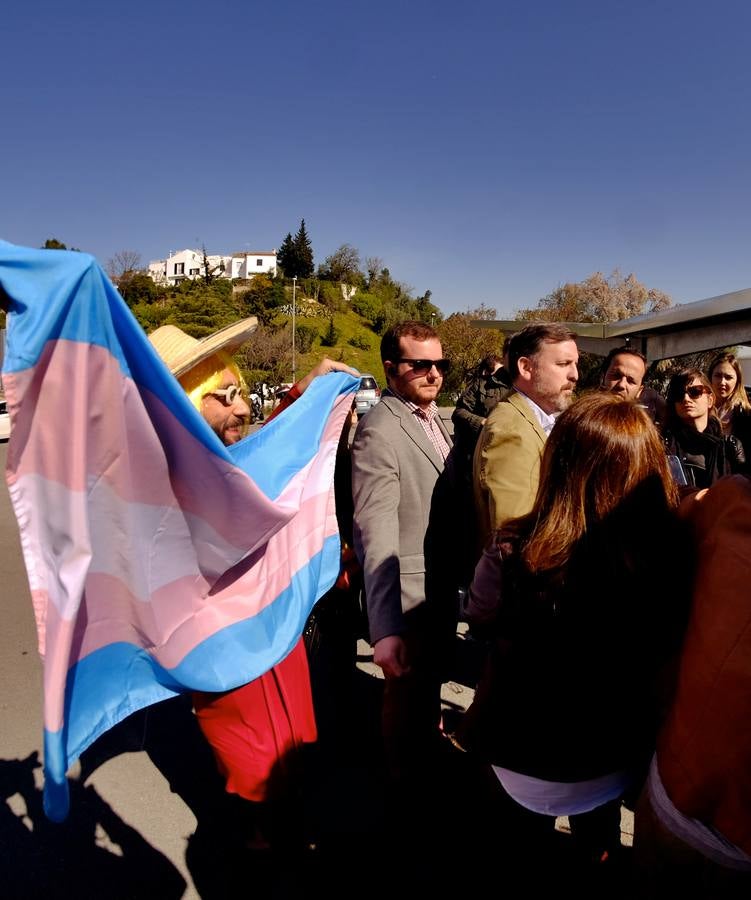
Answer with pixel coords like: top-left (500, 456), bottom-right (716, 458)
top-left (457, 392), bottom-right (690, 877)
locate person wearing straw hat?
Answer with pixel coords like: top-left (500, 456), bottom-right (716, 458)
top-left (148, 318), bottom-right (358, 851)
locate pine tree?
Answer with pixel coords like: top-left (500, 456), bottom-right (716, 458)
top-left (276, 232), bottom-right (295, 276)
top-left (293, 219), bottom-right (314, 278)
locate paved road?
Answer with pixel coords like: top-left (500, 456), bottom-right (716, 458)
top-left (0, 441), bottom-right (203, 897)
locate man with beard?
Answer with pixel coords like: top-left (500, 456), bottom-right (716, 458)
top-left (473, 323), bottom-right (579, 546)
top-left (600, 345), bottom-right (667, 426)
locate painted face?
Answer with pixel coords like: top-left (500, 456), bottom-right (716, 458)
top-left (520, 339), bottom-right (579, 414)
top-left (711, 361), bottom-right (738, 403)
top-left (385, 336), bottom-right (445, 410)
top-left (602, 353), bottom-right (646, 401)
top-left (200, 367), bottom-right (251, 445)
top-left (674, 378), bottom-right (713, 431)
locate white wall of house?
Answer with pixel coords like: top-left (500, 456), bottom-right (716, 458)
top-left (232, 252), bottom-right (277, 279)
top-left (148, 259), bottom-right (167, 283)
top-left (148, 248), bottom-right (277, 284)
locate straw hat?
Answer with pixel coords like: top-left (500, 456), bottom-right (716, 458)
top-left (148, 317), bottom-right (258, 377)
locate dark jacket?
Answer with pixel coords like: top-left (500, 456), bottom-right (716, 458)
top-left (452, 369), bottom-right (512, 461)
top-left (662, 417), bottom-right (741, 488)
top-left (458, 520), bottom-right (690, 782)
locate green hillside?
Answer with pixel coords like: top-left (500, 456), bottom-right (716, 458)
top-left (276, 306), bottom-right (385, 383)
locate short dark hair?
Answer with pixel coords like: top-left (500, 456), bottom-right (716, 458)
top-left (479, 353), bottom-right (502, 375)
top-left (601, 346), bottom-right (647, 377)
top-left (380, 320), bottom-right (440, 363)
top-left (506, 323), bottom-right (577, 380)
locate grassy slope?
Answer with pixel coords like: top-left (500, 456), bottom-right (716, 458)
top-left (280, 306), bottom-right (385, 387)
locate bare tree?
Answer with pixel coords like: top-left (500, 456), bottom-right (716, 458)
top-left (365, 256), bottom-right (384, 287)
top-left (319, 244), bottom-right (362, 284)
top-left (237, 324), bottom-right (292, 385)
top-left (516, 269), bottom-right (672, 323)
top-left (106, 250), bottom-right (142, 282)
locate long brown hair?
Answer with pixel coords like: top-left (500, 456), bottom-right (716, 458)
top-left (503, 392), bottom-right (678, 574)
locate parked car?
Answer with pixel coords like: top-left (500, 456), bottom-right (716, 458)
top-left (272, 383), bottom-right (293, 409)
top-left (0, 399), bottom-right (9, 441)
top-left (355, 374), bottom-right (380, 416)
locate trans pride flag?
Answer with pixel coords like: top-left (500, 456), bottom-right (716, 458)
top-left (0, 241), bottom-right (358, 820)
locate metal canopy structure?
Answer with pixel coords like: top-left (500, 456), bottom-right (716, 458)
top-left (473, 287), bottom-right (751, 362)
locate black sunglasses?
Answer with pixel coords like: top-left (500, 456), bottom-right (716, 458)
top-left (670, 385), bottom-right (708, 401)
top-left (395, 358), bottom-right (451, 376)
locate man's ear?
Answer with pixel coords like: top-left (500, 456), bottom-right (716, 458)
top-left (384, 361), bottom-right (396, 377)
top-left (516, 355), bottom-right (534, 383)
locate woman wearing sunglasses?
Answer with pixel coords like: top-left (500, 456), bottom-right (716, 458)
top-left (662, 369), bottom-right (742, 488)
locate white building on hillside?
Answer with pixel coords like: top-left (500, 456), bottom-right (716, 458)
top-left (148, 248), bottom-right (277, 285)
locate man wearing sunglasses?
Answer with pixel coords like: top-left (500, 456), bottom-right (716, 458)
top-left (473, 323), bottom-right (579, 547)
top-left (351, 320), bottom-right (456, 845)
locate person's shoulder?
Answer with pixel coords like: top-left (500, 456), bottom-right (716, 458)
top-left (485, 391), bottom-right (533, 426)
top-left (352, 395), bottom-right (399, 441)
top-left (365, 394), bottom-right (402, 423)
top-left (486, 392), bottom-right (517, 417)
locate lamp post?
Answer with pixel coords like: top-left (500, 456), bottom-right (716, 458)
top-left (291, 276), bottom-right (297, 383)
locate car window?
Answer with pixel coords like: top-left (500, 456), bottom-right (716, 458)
top-left (359, 377), bottom-right (377, 391)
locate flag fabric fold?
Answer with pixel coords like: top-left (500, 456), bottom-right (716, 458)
top-left (0, 241), bottom-right (358, 820)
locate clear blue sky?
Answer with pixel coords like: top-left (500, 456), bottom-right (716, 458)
top-left (3, 0), bottom-right (750, 318)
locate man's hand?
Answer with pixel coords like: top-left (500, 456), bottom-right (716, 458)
top-left (373, 635), bottom-right (410, 679)
top-left (296, 357), bottom-right (360, 395)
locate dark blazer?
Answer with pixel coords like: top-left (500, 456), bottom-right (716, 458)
top-left (351, 393), bottom-right (453, 644)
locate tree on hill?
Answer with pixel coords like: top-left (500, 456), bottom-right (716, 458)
top-left (118, 271), bottom-right (162, 307)
top-left (239, 273), bottom-right (287, 325)
top-left (42, 238), bottom-right (81, 251)
top-left (517, 269), bottom-right (672, 323)
top-left (276, 233), bottom-right (295, 275)
top-left (318, 244), bottom-right (363, 284)
top-left (277, 219), bottom-right (314, 279)
top-left (237, 323), bottom-right (293, 386)
top-left (106, 250), bottom-right (142, 282)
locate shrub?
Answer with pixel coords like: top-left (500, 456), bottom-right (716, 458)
top-left (320, 317), bottom-right (340, 347)
top-left (295, 324), bottom-right (317, 354)
top-left (348, 333), bottom-right (371, 350)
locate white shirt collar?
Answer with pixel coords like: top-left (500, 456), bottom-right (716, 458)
top-left (514, 388), bottom-right (558, 435)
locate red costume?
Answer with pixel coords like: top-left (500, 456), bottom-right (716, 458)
top-left (193, 384), bottom-right (317, 801)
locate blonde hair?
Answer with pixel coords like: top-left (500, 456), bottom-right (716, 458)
top-left (178, 351), bottom-right (246, 412)
top-left (708, 352), bottom-right (751, 414)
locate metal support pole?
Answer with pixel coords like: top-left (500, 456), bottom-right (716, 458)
top-left (292, 276), bottom-right (297, 383)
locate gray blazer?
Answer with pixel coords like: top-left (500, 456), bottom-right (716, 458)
top-left (351, 393), bottom-right (453, 644)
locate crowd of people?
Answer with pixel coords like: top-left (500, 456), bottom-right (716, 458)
top-left (81, 318), bottom-right (750, 895)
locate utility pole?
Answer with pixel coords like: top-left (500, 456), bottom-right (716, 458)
top-left (292, 276), bottom-right (297, 383)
